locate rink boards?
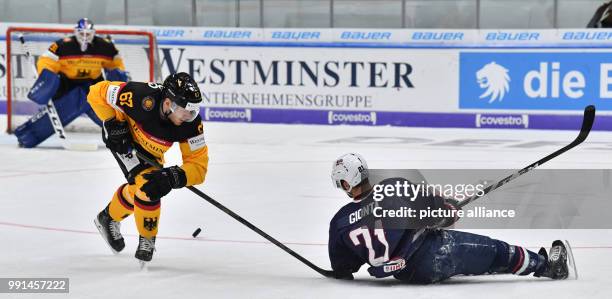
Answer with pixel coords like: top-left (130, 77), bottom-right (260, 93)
top-left (2, 23), bottom-right (612, 130)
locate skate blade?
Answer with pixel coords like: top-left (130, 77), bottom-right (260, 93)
top-left (564, 240), bottom-right (578, 280)
top-left (93, 218), bottom-right (119, 255)
top-left (139, 260), bottom-right (149, 271)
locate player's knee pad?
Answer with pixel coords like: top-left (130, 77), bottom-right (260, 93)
top-left (108, 184), bottom-right (134, 221)
top-left (133, 195), bottom-right (161, 238)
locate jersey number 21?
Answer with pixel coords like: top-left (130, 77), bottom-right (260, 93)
top-left (349, 226), bottom-right (389, 266)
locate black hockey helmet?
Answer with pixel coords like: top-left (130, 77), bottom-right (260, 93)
top-left (162, 72), bottom-right (202, 122)
top-left (162, 72), bottom-right (202, 107)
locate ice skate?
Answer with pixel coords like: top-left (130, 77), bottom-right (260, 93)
top-left (136, 235), bottom-right (156, 269)
top-left (535, 240), bottom-right (577, 280)
top-left (94, 206), bottom-right (125, 254)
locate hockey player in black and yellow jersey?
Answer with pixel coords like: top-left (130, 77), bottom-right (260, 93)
top-left (88, 72), bottom-right (208, 264)
top-left (15, 18), bottom-right (129, 148)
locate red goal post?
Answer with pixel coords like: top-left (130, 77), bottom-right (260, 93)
top-left (5, 26), bottom-right (158, 133)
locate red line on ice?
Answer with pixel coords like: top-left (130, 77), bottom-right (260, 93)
top-left (0, 221), bottom-right (327, 246)
top-left (1, 221), bottom-right (612, 249)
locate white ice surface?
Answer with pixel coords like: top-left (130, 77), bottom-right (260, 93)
top-left (1, 118), bottom-right (612, 299)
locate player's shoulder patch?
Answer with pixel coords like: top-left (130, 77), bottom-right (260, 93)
top-left (182, 116), bottom-right (206, 151)
top-left (186, 120), bottom-right (206, 151)
top-left (106, 82), bottom-right (126, 112)
top-left (142, 96), bottom-right (155, 111)
top-left (62, 37), bottom-right (71, 43)
top-left (187, 132), bottom-right (206, 151)
top-left (48, 42), bottom-right (59, 54)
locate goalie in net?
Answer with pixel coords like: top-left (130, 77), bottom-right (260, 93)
top-left (14, 18), bottom-right (129, 148)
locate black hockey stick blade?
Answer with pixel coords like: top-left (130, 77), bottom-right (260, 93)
top-left (458, 105), bottom-right (595, 208)
top-left (134, 151), bottom-right (335, 278)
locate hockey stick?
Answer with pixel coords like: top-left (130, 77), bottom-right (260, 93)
top-left (134, 151), bottom-right (335, 278)
top-left (18, 34), bottom-right (97, 151)
top-left (458, 105), bottom-right (596, 208)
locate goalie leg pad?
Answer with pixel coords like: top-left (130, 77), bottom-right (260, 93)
top-left (15, 87), bottom-right (87, 148)
top-left (27, 69), bottom-right (60, 105)
top-left (84, 104), bottom-right (103, 127)
top-left (14, 108), bottom-right (53, 148)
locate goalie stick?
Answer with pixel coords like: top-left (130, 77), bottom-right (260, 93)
top-left (18, 34), bottom-right (98, 151)
top-left (458, 105), bottom-right (596, 208)
top-left (133, 151), bottom-right (336, 278)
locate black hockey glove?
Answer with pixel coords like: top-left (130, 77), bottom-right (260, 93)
top-left (437, 197), bottom-right (462, 228)
top-left (102, 118), bottom-right (132, 154)
top-left (141, 166), bottom-right (187, 200)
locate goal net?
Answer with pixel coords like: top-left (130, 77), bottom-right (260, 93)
top-left (5, 27), bottom-right (161, 133)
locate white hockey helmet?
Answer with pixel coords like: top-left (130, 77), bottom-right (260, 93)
top-left (74, 18), bottom-right (95, 52)
top-left (331, 153), bottom-right (369, 193)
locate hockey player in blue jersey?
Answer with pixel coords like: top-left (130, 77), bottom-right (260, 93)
top-left (328, 153), bottom-right (572, 283)
top-left (14, 18), bottom-right (128, 148)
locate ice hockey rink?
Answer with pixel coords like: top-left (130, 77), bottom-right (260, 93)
top-left (1, 117), bottom-right (611, 299)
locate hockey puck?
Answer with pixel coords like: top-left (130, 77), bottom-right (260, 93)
top-left (192, 228), bottom-right (202, 238)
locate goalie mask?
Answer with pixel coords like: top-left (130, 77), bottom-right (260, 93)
top-left (75, 18), bottom-right (95, 52)
top-left (162, 72), bottom-right (202, 122)
top-left (331, 153), bottom-right (369, 197)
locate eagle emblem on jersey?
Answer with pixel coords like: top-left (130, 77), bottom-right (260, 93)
top-left (143, 217), bottom-right (158, 231)
top-left (76, 69), bottom-right (92, 78)
top-left (142, 96), bottom-right (155, 111)
top-left (476, 62), bottom-right (510, 103)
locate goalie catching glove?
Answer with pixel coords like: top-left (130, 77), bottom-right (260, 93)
top-left (102, 118), bottom-right (132, 154)
top-left (141, 166), bottom-right (187, 200)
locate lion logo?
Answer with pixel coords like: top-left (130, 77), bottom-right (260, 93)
top-left (476, 62), bottom-right (510, 103)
